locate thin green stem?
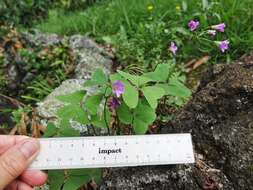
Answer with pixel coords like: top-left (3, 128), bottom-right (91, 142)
top-left (103, 87), bottom-right (110, 135)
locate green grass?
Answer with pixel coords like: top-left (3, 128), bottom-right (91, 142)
top-left (34, 0), bottom-right (253, 68)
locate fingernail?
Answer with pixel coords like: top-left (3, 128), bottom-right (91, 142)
top-left (20, 139), bottom-right (39, 159)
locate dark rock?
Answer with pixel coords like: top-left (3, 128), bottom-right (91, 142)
top-left (102, 54), bottom-right (253, 189)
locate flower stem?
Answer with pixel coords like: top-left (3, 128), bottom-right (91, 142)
top-left (103, 87), bottom-right (110, 135)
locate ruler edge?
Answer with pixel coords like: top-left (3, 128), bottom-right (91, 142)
top-left (30, 133), bottom-right (195, 170)
top-left (37, 133), bottom-right (192, 141)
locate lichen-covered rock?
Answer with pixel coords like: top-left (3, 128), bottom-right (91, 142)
top-left (102, 55), bottom-right (253, 189)
top-left (68, 35), bottom-right (113, 79)
top-left (21, 30), bottom-right (63, 46)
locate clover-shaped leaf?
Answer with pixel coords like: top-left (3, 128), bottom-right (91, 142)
top-left (133, 101), bottom-right (156, 134)
top-left (141, 86), bottom-right (165, 109)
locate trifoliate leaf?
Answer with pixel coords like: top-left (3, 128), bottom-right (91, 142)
top-left (84, 94), bottom-right (103, 115)
top-left (141, 86), bottom-right (165, 109)
top-left (57, 104), bottom-right (89, 125)
top-left (56, 91), bottom-right (85, 105)
top-left (157, 81), bottom-right (191, 98)
top-left (133, 101), bottom-right (156, 134)
top-left (118, 70), bottom-right (151, 87)
top-left (143, 64), bottom-right (171, 82)
top-left (122, 81), bottom-right (139, 108)
top-left (117, 102), bottom-right (133, 124)
top-left (84, 69), bottom-right (107, 87)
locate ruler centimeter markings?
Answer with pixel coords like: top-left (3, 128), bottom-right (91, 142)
top-left (29, 133), bottom-right (195, 170)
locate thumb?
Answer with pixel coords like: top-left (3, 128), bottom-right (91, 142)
top-left (0, 138), bottom-right (40, 189)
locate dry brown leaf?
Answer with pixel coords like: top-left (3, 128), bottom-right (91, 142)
top-left (17, 112), bottom-right (28, 135)
top-left (193, 55), bottom-right (210, 70)
top-left (185, 59), bottom-right (196, 67)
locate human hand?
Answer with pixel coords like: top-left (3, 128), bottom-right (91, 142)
top-left (0, 135), bottom-right (47, 190)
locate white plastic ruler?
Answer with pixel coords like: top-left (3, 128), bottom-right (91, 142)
top-left (29, 133), bottom-right (194, 170)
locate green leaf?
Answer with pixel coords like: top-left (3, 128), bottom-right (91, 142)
top-left (133, 101), bottom-right (156, 134)
top-left (90, 109), bottom-right (111, 128)
top-left (158, 80), bottom-right (191, 98)
top-left (118, 70), bottom-right (151, 87)
top-left (102, 35), bottom-right (116, 44)
top-left (141, 86), bottom-right (165, 109)
top-left (63, 176), bottom-right (85, 190)
top-left (84, 94), bottom-right (103, 115)
top-left (64, 169), bottom-right (102, 189)
top-left (133, 118), bottom-right (148, 134)
top-left (43, 122), bottom-right (57, 137)
top-left (84, 69), bottom-right (107, 87)
top-left (57, 104), bottom-right (89, 137)
top-left (202, 0), bottom-right (209, 10)
top-left (59, 123), bottom-right (80, 137)
top-left (69, 169), bottom-right (101, 179)
top-left (48, 170), bottom-right (65, 190)
top-left (57, 104), bottom-right (89, 125)
top-left (143, 64), bottom-right (171, 82)
top-left (109, 73), bottom-right (124, 82)
top-left (56, 91), bottom-right (85, 105)
top-left (122, 81), bottom-right (139, 108)
top-left (117, 102), bottom-right (133, 124)
top-left (99, 86), bottom-right (112, 97)
top-left (182, 1), bottom-right (187, 11)
top-left (172, 27), bottom-right (191, 36)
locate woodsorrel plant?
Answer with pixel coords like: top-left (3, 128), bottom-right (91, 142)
top-left (45, 63), bottom-right (191, 189)
top-left (35, 19), bottom-right (230, 189)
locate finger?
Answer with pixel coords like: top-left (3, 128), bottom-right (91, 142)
top-left (20, 170), bottom-right (47, 186)
top-left (0, 138), bottom-right (40, 189)
top-left (5, 180), bottom-right (33, 190)
top-left (0, 135), bottom-right (28, 154)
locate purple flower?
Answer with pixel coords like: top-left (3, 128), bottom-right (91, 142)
top-left (207, 30), bottom-right (216, 36)
top-left (211, 23), bottom-right (225, 32)
top-left (108, 97), bottom-right (120, 110)
top-left (188, 20), bottom-right (199, 31)
top-left (169, 42), bottom-right (178, 55)
top-left (217, 40), bottom-right (229, 53)
top-left (112, 80), bottom-right (124, 97)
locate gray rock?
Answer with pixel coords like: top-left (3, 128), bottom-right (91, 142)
top-left (68, 35), bottom-right (112, 79)
top-left (102, 55), bottom-right (253, 189)
top-left (21, 30), bottom-right (63, 46)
